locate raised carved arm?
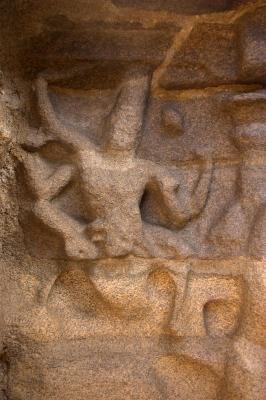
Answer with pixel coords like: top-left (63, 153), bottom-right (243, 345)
top-left (35, 76), bottom-right (91, 152)
top-left (103, 65), bottom-right (151, 151)
top-left (148, 161), bottom-right (214, 229)
top-left (22, 152), bottom-right (75, 200)
top-left (23, 152), bottom-right (98, 260)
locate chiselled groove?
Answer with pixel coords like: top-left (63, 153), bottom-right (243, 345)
top-left (152, 22), bottom-right (194, 91)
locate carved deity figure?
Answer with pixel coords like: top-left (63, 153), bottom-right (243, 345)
top-left (209, 91), bottom-right (266, 256)
top-left (22, 65), bottom-right (213, 260)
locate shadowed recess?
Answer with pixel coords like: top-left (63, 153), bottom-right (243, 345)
top-left (112, 0), bottom-right (243, 14)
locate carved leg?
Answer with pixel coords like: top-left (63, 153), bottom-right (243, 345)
top-left (147, 161), bottom-right (214, 229)
top-left (163, 161), bottom-right (214, 226)
top-left (34, 200), bottom-right (98, 260)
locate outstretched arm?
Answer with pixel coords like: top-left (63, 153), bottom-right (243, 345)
top-left (148, 161), bottom-right (214, 229)
top-left (22, 152), bottom-right (75, 201)
top-left (35, 75), bottom-right (93, 152)
top-left (103, 65), bottom-right (151, 150)
top-left (23, 153), bottom-right (98, 260)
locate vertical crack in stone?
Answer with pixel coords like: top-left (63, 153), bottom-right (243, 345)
top-left (152, 22), bottom-right (194, 92)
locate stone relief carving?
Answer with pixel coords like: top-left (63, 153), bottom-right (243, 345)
top-left (22, 66), bottom-right (213, 260)
top-left (209, 91), bottom-right (266, 256)
top-left (0, 1), bottom-right (265, 399)
top-left (6, 258), bottom-right (264, 400)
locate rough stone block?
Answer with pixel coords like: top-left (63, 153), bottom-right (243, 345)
top-left (113, 0), bottom-right (242, 14)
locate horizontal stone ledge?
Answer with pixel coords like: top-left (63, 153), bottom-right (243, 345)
top-left (21, 27), bottom-right (177, 79)
top-left (112, 0), bottom-right (243, 15)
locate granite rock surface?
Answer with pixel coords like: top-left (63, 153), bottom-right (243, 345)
top-left (0, 1), bottom-right (266, 399)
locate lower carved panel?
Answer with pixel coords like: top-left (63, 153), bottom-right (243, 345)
top-left (4, 258), bottom-right (265, 400)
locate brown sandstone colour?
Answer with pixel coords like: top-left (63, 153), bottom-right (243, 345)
top-left (0, 1), bottom-right (265, 399)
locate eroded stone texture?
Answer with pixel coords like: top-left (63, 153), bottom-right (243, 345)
top-left (113, 0), bottom-right (243, 14)
top-left (158, 5), bottom-right (266, 89)
top-left (0, 0), bottom-right (266, 399)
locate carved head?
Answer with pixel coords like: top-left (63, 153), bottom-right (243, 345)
top-left (226, 90), bottom-right (266, 152)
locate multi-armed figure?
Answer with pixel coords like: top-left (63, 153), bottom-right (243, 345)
top-left (23, 65), bottom-right (213, 260)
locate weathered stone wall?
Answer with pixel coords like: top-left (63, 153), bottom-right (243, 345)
top-left (0, 1), bottom-right (265, 399)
